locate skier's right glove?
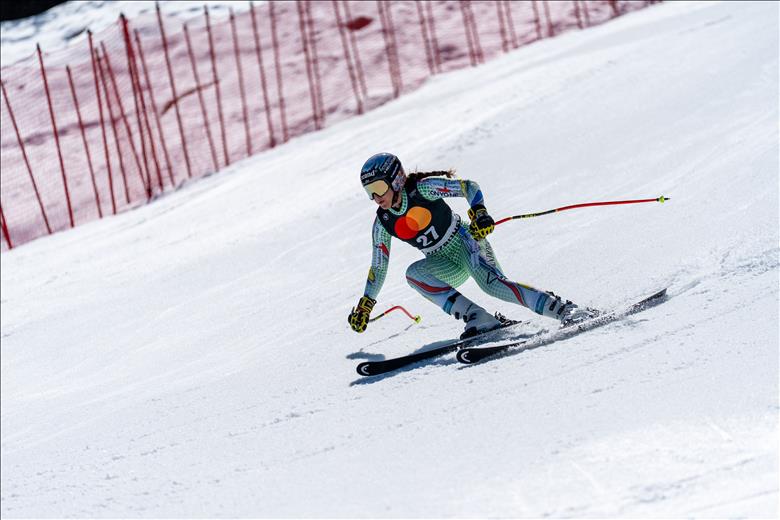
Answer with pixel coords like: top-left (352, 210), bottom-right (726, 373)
top-left (468, 204), bottom-right (495, 240)
top-left (348, 295), bottom-right (376, 333)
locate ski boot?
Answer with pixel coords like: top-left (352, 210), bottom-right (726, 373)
top-left (461, 308), bottom-right (503, 339)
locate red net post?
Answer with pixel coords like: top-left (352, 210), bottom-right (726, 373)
top-left (573, 0), bottom-right (584, 29)
top-left (503, 1), bottom-right (519, 49)
top-left (305, 2), bottom-right (326, 129)
top-left (156, 4), bottom-right (194, 179)
top-left (458, 2), bottom-right (478, 67)
top-left (204, 6), bottom-right (230, 166)
top-left (229, 9), bottom-right (253, 157)
top-left (382, 2), bottom-right (403, 92)
top-left (342, 1), bottom-right (369, 98)
top-left (414, 1), bottom-right (436, 75)
top-left (580, 0), bottom-right (591, 27)
top-left (37, 44), bottom-right (75, 228)
top-left (182, 23), bottom-right (220, 173)
top-left (543, 0), bottom-right (555, 37)
top-left (296, 0), bottom-right (321, 130)
top-left (65, 65), bottom-right (103, 217)
top-left (609, 0), bottom-right (620, 17)
top-left (100, 41), bottom-right (150, 197)
top-left (250, 2), bottom-right (277, 148)
top-left (121, 14), bottom-right (159, 195)
top-left (129, 40), bottom-right (164, 193)
top-left (532, 0), bottom-right (543, 40)
top-left (269, 1), bottom-right (289, 143)
top-left (89, 32), bottom-right (117, 214)
top-left (0, 204), bottom-right (12, 250)
top-left (1, 79), bottom-right (52, 234)
top-left (332, 0), bottom-right (364, 114)
top-left (496, 0), bottom-right (510, 53)
top-left (376, 1), bottom-right (400, 98)
top-left (96, 49), bottom-right (132, 205)
top-left (424, 2), bottom-right (442, 73)
top-left (133, 29), bottom-right (175, 187)
top-left (467, 1), bottom-right (484, 64)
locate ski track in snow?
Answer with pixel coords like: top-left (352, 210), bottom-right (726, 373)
top-left (1, 0), bottom-right (778, 517)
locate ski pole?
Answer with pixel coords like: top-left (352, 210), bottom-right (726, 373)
top-left (494, 195), bottom-right (669, 226)
top-left (369, 305), bottom-right (422, 324)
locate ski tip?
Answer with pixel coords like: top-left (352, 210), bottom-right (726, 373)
top-left (356, 363), bottom-right (373, 376)
top-left (652, 287), bottom-right (669, 299)
top-left (456, 349), bottom-right (473, 364)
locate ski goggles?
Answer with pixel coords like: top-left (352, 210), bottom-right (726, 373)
top-left (363, 179), bottom-right (391, 200)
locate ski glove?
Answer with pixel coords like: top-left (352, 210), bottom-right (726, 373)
top-left (468, 204), bottom-right (495, 240)
top-left (349, 295), bottom-right (376, 333)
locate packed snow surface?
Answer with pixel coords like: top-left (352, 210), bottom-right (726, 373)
top-left (1, 1), bottom-right (778, 517)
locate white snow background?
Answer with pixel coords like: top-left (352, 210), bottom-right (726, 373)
top-left (1, 0), bottom-right (778, 517)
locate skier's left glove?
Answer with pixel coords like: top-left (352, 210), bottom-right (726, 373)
top-left (348, 295), bottom-right (376, 333)
top-left (468, 204), bottom-right (495, 240)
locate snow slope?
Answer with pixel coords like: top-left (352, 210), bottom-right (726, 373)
top-left (1, 1), bottom-right (778, 517)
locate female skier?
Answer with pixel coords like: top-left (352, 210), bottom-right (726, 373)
top-left (348, 152), bottom-right (595, 338)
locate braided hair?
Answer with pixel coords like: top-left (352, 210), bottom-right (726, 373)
top-left (405, 168), bottom-right (456, 188)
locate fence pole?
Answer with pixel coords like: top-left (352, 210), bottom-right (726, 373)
top-left (580, 0), bottom-right (591, 26)
top-left (269, 1), bottom-right (289, 143)
top-left (66, 65), bottom-right (103, 217)
top-left (382, 1), bottom-right (402, 93)
top-left (183, 23), bottom-right (220, 172)
top-left (414, 1), bottom-right (436, 75)
top-left (503, 1), bottom-right (519, 49)
top-left (0, 204), bottom-right (12, 249)
top-left (229, 8), bottom-right (253, 157)
top-left (376, 1), bottom-right (400, 98)
top-left (204, 6), bottom-right (230, 166)
top-left (465, 1), bottom-right (483, 63)
top-left (424, 1), bottom-right (442, 72)
top-left (157, 4), bottom-right (194, 179)
top-left (296, 0), bottom-right (321, 130)
top-left (249, 1), bottom-right (277, 148)
top-left (458, 2), bottom-right (478, 67)
top-left (496, 0), bottom-right (509, 53)
top-left (89, 31), bottom-right (117, 214)
top-left (609, 0), bottom-right (620, 17)
top-left (342, 1), bottom-right (368, 98)
top-left (121, 14), bottom-right (158, 195)
top-left (531, 0), bottom-right (543, 40)
top-left (96, 49), bottom-right (132, 204)
top-left (37, 44), bottom-right (75, 228)
top-left (305, 2), bottom-right (326, 128)
top-left (332, 0), bottom-right (363, 114)
top-left (127, 33), bottom-right (164, 192)
top-left (542, 0), bottom-right (555, 37)
top-left (134, 29), bottom-right (175, 187)
top-left (0, 80), bottom-right (52, 234)
top-left (573, 0), bottom-right (583, 29)
top-left (100, 41), bottom-right (151, 198)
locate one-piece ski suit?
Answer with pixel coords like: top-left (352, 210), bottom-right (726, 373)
top-left (362, 176), bottom-right (569, 321)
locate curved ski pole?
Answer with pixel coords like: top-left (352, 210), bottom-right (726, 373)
top-left (369, 305), bottom-right (422, 324)
top-left (495, 196), bottom-right (670, 226)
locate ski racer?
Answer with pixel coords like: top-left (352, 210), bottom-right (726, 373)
top-left (348, 152), bottom-right (597, 338)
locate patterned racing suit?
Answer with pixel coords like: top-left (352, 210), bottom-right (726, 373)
top-left (362, 177), bottom-right (569, 321)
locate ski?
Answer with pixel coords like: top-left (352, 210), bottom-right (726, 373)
top-left (356, 318), bottom-right (526, 377)
top-left (456, 288), bottom-right (668, 365)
